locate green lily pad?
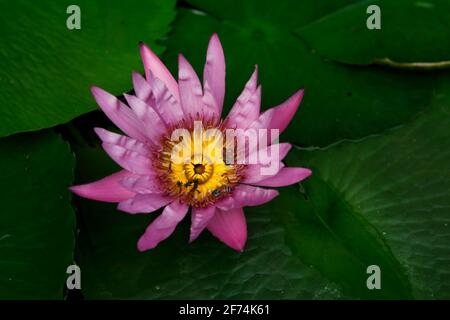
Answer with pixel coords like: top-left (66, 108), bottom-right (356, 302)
top-left (286, 77), bottom-right (450, 298)
top-left (0, 0), bottom-right (175, 137)
top-left (0, 130), bottom-right (75, 299)
top-left (186, 0), bottom-right (362, 28)
top-left (162, 6), bottom-right (442, 147)
top-left (272, 182), bottom-right (412, 299)
top-left (298, 0), bottom-right (450, 67)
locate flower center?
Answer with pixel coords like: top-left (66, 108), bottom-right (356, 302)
top-left (193, 163), bottom-right (206, 175)
top-left (153, 122), bottom-right (244, 207)
top-left (183, 160), bottom-right (213, 184)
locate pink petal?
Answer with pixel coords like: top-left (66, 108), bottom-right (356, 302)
top-left (247, 142), bottom-right (291, 165)
top-left (203, 33), bottom-right (225, 114)
top-left (214, 195), bottom-right (236, 211)
top-left (70, 170), bottom-right (136, 203)
top-left (216, 185), bottom-right (279, 210)
top-left (123, 94), bottom-right (167, 141)
top-left (229, 117), bottom-right (271, 160)
top-left (267, 89), bottom-right (304, 134)
top-left (140, 42), bottom-right (180, 102)
top-left (149, 73), bottom-right (185, 125)
top-left (234, 185), bottom-right (279, 207)
top-left (225, 66), bottom-right (261, 129)
top-left (120, 175), bottom-right (162, 194)
top-left (237, 66), bottom-right (258, 105)
top-left (242, 143), bottom-right (291, 183)
top-left (207, 207), bottom-right (247, 252)
top-left (226, 85), bottom-right (261, 129)
top-left (247, 107), bottom-right (276, 131)
top-left (243, 162), bottom-right (285, 184)
top-left (178, 54), bottom-right (204, 117)
top-left (132, 71), bottom-right (153, 104)
top-left (91, 86), bottom-right (148, 142)
top-left (133, 70), bottom-right (184, 126)
top-left (253, 167), bottom-right (312, 187)
top-left (102, 143), bottom-right (153, 175)
top-left (137, 200), bottom-right (189, 251)
top-left (202, 80), bottom-right (220, 122)
top-left (266, 142), bottom-right (292, 161)
top-left (189, 206), bottom-right (216, 243)
top-left (94, 127), bottom-right (151, 156)
top-left (245, 90), bottom-right (304, 144)
top-left (118, 193), bottom-right (173, 214)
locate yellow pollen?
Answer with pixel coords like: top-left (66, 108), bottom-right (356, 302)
top-left (154, 123), bottom-right (243, 207)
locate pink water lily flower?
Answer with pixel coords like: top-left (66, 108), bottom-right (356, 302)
top-left (70, 33), bottom-right (311, 252)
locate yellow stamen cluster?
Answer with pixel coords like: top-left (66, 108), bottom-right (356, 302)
top-left (153, 122), bottom-right (243, 207)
